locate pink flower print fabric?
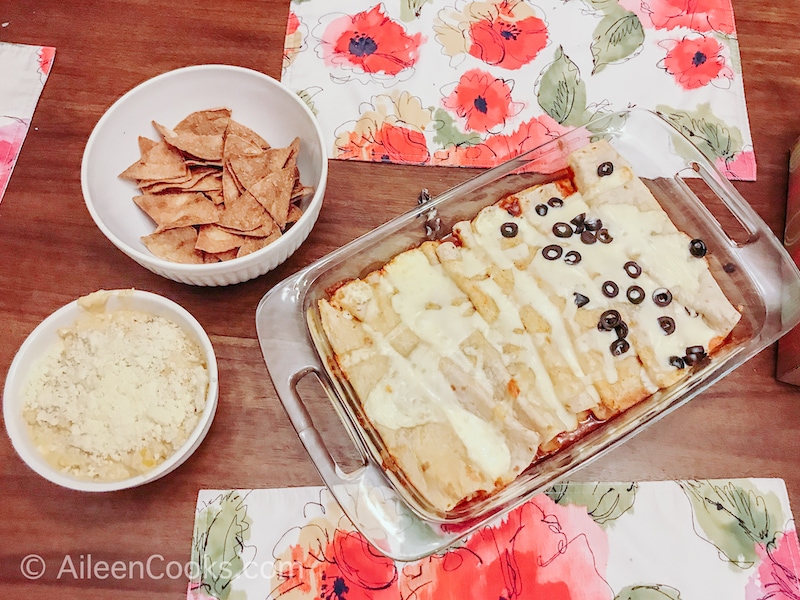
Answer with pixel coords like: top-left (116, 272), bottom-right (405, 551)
top-left (0, 43), bottom-right (55, 202)
top-left (0, 119), bottom-right (29, 192)
top-left (281, 0), bottom-right (755, 180)
top-left (319, 5), bottom-right (424, 79)
top-left (437, 0), bottom-right (549, 70)
top-left (442, 69), bottom-right (524, 133)
top-left (660, 35), bottom-right (734, 90)
top-left (187, 479), bottom-right (800, 600)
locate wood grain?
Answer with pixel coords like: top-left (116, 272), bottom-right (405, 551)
top-left (1, 1), bottom-right (800, 597)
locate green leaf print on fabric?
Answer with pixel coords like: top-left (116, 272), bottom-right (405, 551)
top-left (545, 481), bottom-right (637, 526)
top-left (400, 0), bottom-right (433, 21)
top-left (297, 88), bottom-right (319, 116)
top-left (190, 491), bottom-right (254, 600)
top-left (721, 33), bottom-right (742, 76)
top-left (591, 5), bottom-right (645, 74)
top-left (536, 46), bottom-right (589, 127)
top-left (432, 107), bottom-right (483, 148)
top-left (614, 583), bottom-right (682, 600)
top-left (655, 103), bottom-right (744, 163)
top-left (679, 480), bottom-right (786, 568)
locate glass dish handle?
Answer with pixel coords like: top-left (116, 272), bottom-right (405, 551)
top-left (688, 159), bottom-right (800, 328)
top-left (691, 160), bottom-right (760, 242)
top-left (255, 272), bottom-right (360, 482)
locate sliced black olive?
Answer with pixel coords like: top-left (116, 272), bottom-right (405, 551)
top-left (597, 161), bottom-right (614, 177)
top-left (658, 316), bottom-right (676, 335)
top-left (624, 260), bottom-right (642, 278)
top-left (669, 355), bottom-right (685, 369)
top-left (597, 228), bottom-right (613, 244)
top-left (542, 244), bottom-right (563, 260)
top-left (574, 292), bottom-right (590, 308)
top-left (580, 230), bottom-right (597, 245)
top-left (615, 321), bottom-right (629, 339)
top-left (684, 353), bottom-right (706, 366)
top-left (564, 250), bottom-right (582, 265)
top-left (553, 222), bottom-right (573, 238)
top-left (626, 285), bottom-right (645, 304)
top-left (723, 262), bottom-right (736, 273)
top-left (500, 222), bottom-right (518, 238)
top-left (610, 338), bottom-right (630, 356)
top-left (684, 345), bottom-right (707, 366)
top-left (602, 280), bottom-right (619, 298)
top-left (689, 238), bottom-right (707, 258)
top-left (570, 213), bottom-right (586, 233)
top-left (535, 203), bottom-right (548, 216)
top-left (653, 288), bottom-right (673, 307)
top-left (599, 309), bottom-right (621, 330)
top-left (685, 306), bottom-right (699, 318)
top-left (547, 196), bottom-right (564, 208)
top-left (585, 217), bottom-right (602, 231)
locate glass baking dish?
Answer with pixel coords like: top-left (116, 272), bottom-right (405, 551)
top-left (256, 108), bottom-right (800, 561)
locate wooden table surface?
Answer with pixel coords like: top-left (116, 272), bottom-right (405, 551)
top-left (2, 0), bottom-right (800, 597)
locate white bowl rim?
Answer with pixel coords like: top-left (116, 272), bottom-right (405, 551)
top-left (3, 289), bottom-right (220, 492)
top-left (80, 64), bottom-right (328, 276)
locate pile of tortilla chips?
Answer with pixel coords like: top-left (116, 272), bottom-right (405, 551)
top-left (119, 108), bottom-right (313, 264)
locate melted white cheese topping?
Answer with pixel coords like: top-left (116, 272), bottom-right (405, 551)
top-left (324, 161), bottom-right (736, 499)
top-left (361, 249), bottom-right (513, 481)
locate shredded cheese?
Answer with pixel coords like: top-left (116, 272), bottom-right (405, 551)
top-left (23, 294), bottom-right (209, 481)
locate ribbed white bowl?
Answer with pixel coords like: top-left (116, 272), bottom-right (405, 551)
top-left (81, 64), bottom-right (328, 286)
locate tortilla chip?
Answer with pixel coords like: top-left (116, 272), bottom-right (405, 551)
top-left (141, 227), bottom-right (204, 264)
top-left (216, 189), bottom-right (273, 232)
top-left (282, 137), bottom-right (300, 172)
top-left (154, 122), bottom-right (225, 162)
top-left (237, 230), bottom-right (282, 258)
top-left (133, 192), bottom-right (219, 232)
top-left (120, 140), bottom-right (188, 181)
top-left (196, 224), bottom-right (246, 253)
top-left (203, 248), bottom-right (239, 263)
top-left (228, 153), bottom-right (274, 190)
top-left (184, 158), bottom-right (224, 168)
top-left (285, 204), bottom-right (304, 229)
top-left (204, 189), bottom-right (225, 205)
top-left (137, 171), bottom-right (195, 190)
top-left (175, 108), bottom-right (232, 135)
top-left (224, 133), bottom-right (266, 159)
top-left (139, 167), bottom-right (222, 194)
top-left (219, 215), bottom-right (276, 237)
top-left (263, 145), bottom-right (292, 174)
top-left (291, 184), bottom-right (314, 202)
top-left (249, 168), bottom-right (295, 229)
top-left (226, 120), bottom-right (270, 151)
top-left (221, 163), bottom-right (242, 201)
top-left (179, 169), bottom-right (222, 193)
top-left (138, 136), bottom-right (158, 155)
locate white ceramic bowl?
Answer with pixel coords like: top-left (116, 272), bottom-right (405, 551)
top-left (81, 64), bottom-right (328, 286)
top-left (3, 289), bottom-right (219, 492)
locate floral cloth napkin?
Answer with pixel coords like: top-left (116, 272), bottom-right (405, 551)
top-left (0, 42), bottom-right (55, 202)
top-left (186, 478), bottom-right (800, 599)
top-left (280, 0), bottom-right (755, 180)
